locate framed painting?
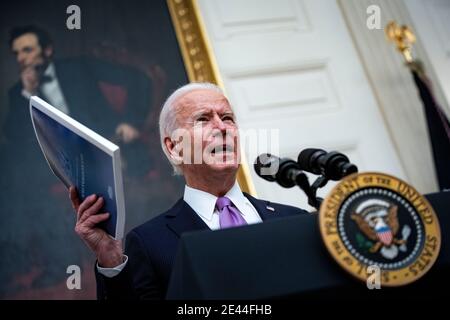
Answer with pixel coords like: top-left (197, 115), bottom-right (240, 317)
top-left (0, 0), bottom-right (252, 299)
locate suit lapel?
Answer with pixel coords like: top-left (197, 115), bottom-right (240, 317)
top-left (53, 60), bottom-right (75, 109)
top-left (166, 198), bottom-right (210, 238)
top-left (54, 59), bottom-right (93, 121)
top-left (244, 193), bottom-right (279, 221)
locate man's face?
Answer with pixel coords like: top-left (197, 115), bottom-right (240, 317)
top-left (170, 89), bottom-right (240, 175)
top-left (11, 33), bottom-right (51, 71)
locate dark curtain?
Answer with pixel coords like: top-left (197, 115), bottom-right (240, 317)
top-left (411, 69), bottom-right (450, 191)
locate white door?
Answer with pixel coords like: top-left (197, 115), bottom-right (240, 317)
top-left (197, 0), bottom-right (406, 210)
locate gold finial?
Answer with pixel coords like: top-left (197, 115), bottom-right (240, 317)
top-left (385, 21), bottom-right (416, 63)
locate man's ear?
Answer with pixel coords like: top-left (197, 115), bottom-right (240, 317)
top-left (44, 46), bottom-right (53, 59)
top-left (164, 137), bottom-right (183, 165)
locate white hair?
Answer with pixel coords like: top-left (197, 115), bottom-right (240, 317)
top-left (159, 82), bottom-right (224, 175)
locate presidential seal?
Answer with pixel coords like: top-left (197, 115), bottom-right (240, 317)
top-left (319, 172), bottom-right (441, 286)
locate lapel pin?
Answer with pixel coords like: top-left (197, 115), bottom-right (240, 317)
top-left (266, 205), bottom-right (275, 212)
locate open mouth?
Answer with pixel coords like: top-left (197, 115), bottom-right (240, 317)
top-left (211, 144), bottom-right (234, 155)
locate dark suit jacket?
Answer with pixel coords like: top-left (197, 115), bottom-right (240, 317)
top-left (95, 193), bottom-right (309, 300)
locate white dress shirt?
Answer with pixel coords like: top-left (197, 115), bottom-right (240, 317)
top-left (183, 181), bottom-right (262, 230)
top-left (97, 182), bottom-right (262, 277)
top-left (22, 62), bottom-right (70, 114)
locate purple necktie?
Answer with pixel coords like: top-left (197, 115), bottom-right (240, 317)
top-left (216, 196), bottom-right (247, 229)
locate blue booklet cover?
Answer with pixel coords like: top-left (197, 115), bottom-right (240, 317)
top-left (29, 96), bottom-right (125, 240)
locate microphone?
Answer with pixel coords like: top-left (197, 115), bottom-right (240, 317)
top-left (254, 153), bottom-right (306, 188)
top-left (254, 153), bottom-right (322, 210)
top-left (297, 148), bottom-right (358, 180)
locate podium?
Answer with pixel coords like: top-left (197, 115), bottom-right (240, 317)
top-left (166, 191), bottom-right (450, 299)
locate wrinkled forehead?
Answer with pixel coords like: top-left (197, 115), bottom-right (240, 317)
top-left (175, 89), bottom-right (231, 114)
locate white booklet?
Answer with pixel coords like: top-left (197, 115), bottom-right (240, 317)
top-left (29, 96), bottom-right (125, 240)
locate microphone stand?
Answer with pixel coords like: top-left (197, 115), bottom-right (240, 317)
top-left (307, 176), bottom-right (329, 210)
top-left (292, 172), bottom-right (327, 211)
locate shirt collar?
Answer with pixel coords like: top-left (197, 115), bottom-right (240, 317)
top-left (183, 181), bottom-right (250, 223)
top-left (43, 62), bottom-right (56, 78)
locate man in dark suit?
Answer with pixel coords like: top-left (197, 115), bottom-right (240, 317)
top-left (69, 82), bottom-right (309, 300)
top-left (5, 25), bottom-right (151, 145)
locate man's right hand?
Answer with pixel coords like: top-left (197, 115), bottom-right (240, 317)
top-left (21, 66), bottom-right (40, 95)
top-left (69, 187), bottom-right (124, 268)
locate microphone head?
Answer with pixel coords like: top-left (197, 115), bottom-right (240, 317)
top-left (322, 151), bottom-right (358, 180)
top-left (276, 158), bottom-right (301, 188)
top-left (254, 153), bottom-right (280, 182)
top-left (340, 162), bottom-right (358, 177)
top-left (297, 148), bottom-right (326, 174)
